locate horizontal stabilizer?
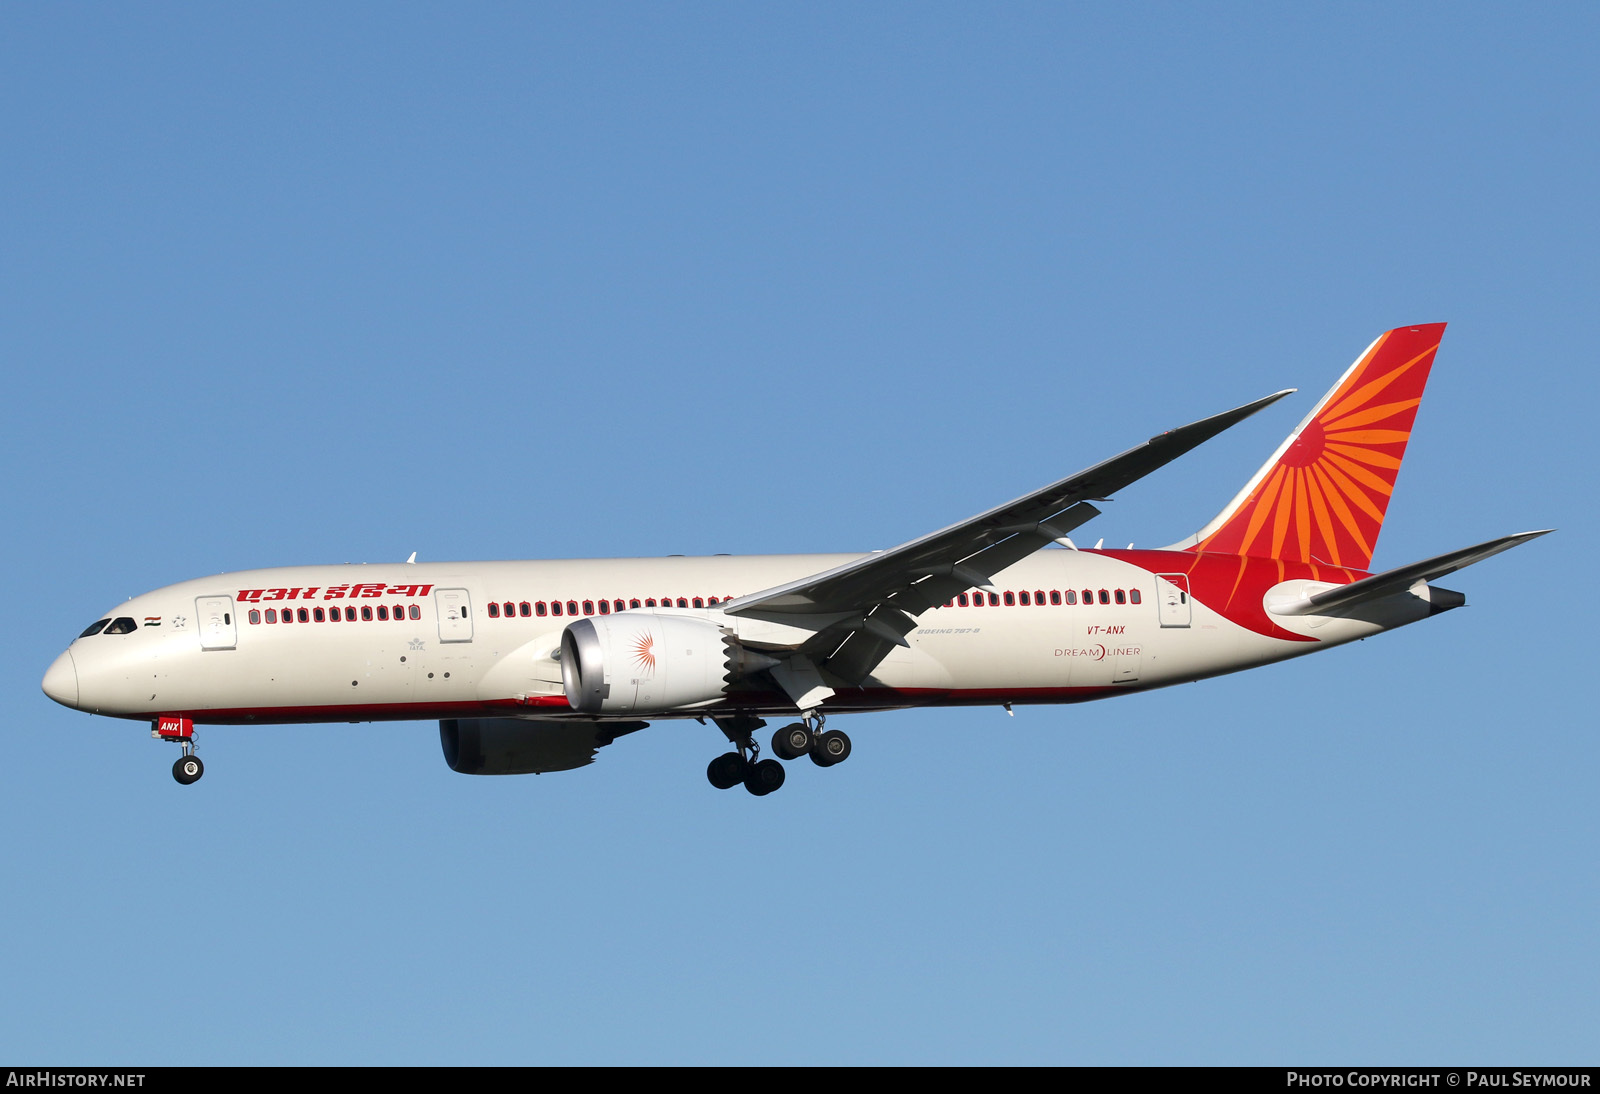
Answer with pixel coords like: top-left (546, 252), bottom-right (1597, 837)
top-left (1271, 530), bottom-right (1553, 617)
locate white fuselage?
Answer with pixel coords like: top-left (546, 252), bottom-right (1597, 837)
top-left (44, 548), bottom-right (1417, 726)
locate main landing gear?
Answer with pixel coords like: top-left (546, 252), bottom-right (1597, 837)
top-left (771, 717), bottom-right (851, 767)
top-left (707, 713), bottom-right (851, 797)
top-left (154, 716), bottom-right (204, 785)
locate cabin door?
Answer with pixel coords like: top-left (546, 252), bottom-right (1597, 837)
top-left (436, 588), bottom-right (474, 643)
top-left (1155, 574), bottom-right (1192, 628)
top-left (196, 596), bottom-right (237, 650)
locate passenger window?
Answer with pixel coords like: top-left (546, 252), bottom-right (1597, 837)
top-left (265, 609), bottom-right (277, 624)
top-left (567, 601), bottom-right (578, 616)
top-left (706, 597), bottom-right (718, 606)
top-left (1098, 590), bottom-right (1109, 604)
top-left (488, 603), bottom-right (500, 618)
top-left (957, 593), bottom-right (969, 607)
top-left (1050, 591), bottom-right (1061, 606)
top-left (1115, 589), bottom-right (1126, 605)
top-left (314, 608), bottom-right (325, 622)
top-left (378, 606), bottom-right (389, 621)
top-left (520, 602), bottom-right (531, 617)
top-left (536, 602), bottom-right (548, 617)
top-left (327, 608), bottom-right (339, 623)
top-left (1005, 592), bottom-right (1016, 606)
top-left (247, 611), bottom-right (260, 626)
top-left (551, 602), bottom-right (563, 616)
top-left (1065, 590), bottom-right (1077, 605)
top-left (582, 600), bottom-right (594, 616)
top-left (298, 608), bottom-right (309, 622)
top-left (1082, 589), bottom-right (1093, 604)
top-left (599, 601), bottom-right (610, 615)
top-left (693, 598), bottom-right (704, 608)
top-left (408, 604), bottom-right (420, 620)
top-left (988, 593), bottom-right (1000, 606)
top-left (346, 607), bottom-right (358, 621)
top-left (79, 619), bottom-right (111, 638)
top-left (361, 606), bottom-right (373, 621)
top-left (630, 599), bottom-right (641, 609)
top-left (645, 599), bottom-right (656, 608)
top-left (1035, 589), bottom-right (1046, 606)
top-left (1130, 589), bottom-right (1142, 605)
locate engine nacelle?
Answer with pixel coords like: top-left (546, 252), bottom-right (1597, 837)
top-left (439, 717), bottom-right (647, 775)
top-left (562, 613), bottom-right (769, 715)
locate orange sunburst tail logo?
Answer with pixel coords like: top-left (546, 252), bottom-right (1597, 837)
top-left (1187, 323), bottom-right (1444, 571)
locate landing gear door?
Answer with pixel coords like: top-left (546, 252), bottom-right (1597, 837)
top-left (196, 595), bottom-right (237, 650)
top-left (1155, 574), bottom-right (1191, 628)
top-left (436, 588), bottom-right (474, 643)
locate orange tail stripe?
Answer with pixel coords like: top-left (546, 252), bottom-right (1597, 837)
top-left (1322, 397), bottom-right (1422, 432)
top-left (1321, 344), bottom-right (1435, 422)
top-left (1325, 442), bottom-right (1402, 470)
top-left (1311, 464), bottom-right (1375, 566)
top-left (1324, 450), bottom-right (1397, 498)
top-left (1324, 428), bottom-right (1414, 445)
top-left (1318, 459), bottom-right (1387, 525)
top-left (1305, 474), bottom-right (1343, 566)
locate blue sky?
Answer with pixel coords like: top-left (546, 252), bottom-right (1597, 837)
top-left (2, 4), bottom-right (1595, 1064)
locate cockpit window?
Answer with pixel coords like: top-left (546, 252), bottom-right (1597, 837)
top-left (79, 619), bottom-right (110, 638)
top-left (104, 617), bottom-right (139, 635)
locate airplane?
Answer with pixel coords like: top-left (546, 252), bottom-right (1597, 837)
top-left (42, 323), bottom-right (1548, 794)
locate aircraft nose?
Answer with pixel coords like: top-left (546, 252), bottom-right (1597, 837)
top-left (42, 650), bottom-right (79, 708)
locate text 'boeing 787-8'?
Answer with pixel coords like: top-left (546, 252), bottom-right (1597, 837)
top-left (43, 324), bottom-right (1548, 794)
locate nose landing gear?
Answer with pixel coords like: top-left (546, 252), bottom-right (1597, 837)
top-left (173, 753), bottom-right (204, 785)
top-left (154, 716), bottom-right (204, 785)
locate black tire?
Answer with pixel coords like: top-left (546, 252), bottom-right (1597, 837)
top-left (172, 755), bottom-right (204, 785)
top-left (706, 752), bottom-right (745, 790)
top-left (810, 729), bottom-right (851, 768)
top-left (743, 758), bottom-right (786, 796)
top-left (772, 723), bottom-right (812, 761)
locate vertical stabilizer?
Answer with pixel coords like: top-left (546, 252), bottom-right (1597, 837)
top-left (1172, 323), bottom-right (1445, 570)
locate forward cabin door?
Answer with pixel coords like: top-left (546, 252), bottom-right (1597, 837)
top-left (196, 595), bottom-right (237, 650)
top-left (1155, 574), bottom-right (1192, 628)
top-left (436, 588), bottom-right (474, 643)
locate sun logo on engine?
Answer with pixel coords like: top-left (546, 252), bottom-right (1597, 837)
top-left (631, 633), bottom-right (657, 673)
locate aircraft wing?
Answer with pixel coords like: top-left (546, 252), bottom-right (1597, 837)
top-left (1270, 530), bottom-right (1553, 617)
top-left (723, 388), bottom-right (1294, 684)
